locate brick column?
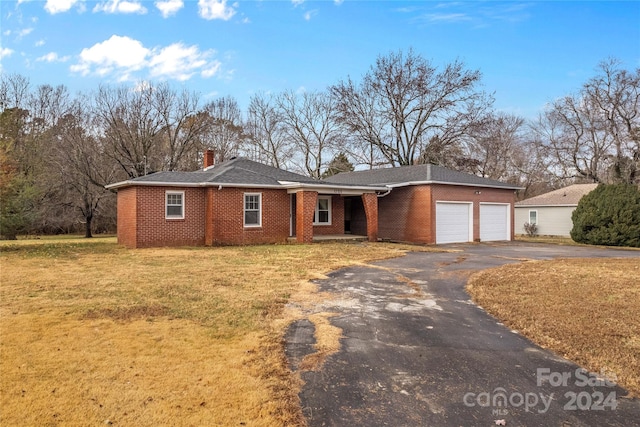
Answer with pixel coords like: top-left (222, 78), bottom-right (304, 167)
top-left (296, 190), bottom-right (317, 243)
top-left (204, 187), bottom-right (215, 246)
top-left (361, 192), bottom-right (378, 242)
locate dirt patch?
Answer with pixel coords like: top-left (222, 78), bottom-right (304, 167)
top-left (437, 255), bottom-right (468, 267)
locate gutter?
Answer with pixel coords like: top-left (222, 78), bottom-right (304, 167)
top-left (384, 180), bottom-right (524, 191)
top-left (105, 180), bottom-right (285, 190)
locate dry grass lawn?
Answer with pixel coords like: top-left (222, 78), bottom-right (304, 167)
top-left (0, 237), bottom-right (432, 426)
top-left (467, 258), bottom-right (640, 397)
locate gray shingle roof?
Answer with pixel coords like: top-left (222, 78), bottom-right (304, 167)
top-left (325, 164), bottom-right (521, 190)
top-left (515, 183), bottom-right (599, 206)
top-left (124, 157), bottom-right (320, 187)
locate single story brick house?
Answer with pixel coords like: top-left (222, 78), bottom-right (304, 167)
top-left (326, 166), bottom-right (521, 244)
top-left (106, 152), bottom-right (386, 248)
top-left (514, 183), bottom-right (598, 237)
top-left (106, 152), bottom-right (521, 248)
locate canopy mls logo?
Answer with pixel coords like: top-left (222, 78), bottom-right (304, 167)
top-left (463, 388), bottom-right (553, 415)
top-left (463, 367), bottom-right (619, 416)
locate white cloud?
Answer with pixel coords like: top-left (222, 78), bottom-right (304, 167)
top-left (71, 35), bottom-right (222, 82)
top-left (303, 9), bottom-right (318, 21)
top-left (0, 48), bottom-right (14, 60)
top-left (71, 35), bottom-right (150, 78)
top-left (93, 0), bottom-right (147, 14)
top-left (35, 39), bottom-right (46, 47)
top-left (149, 43), bottom-right (210, 81)
top-left (292, 0), bottom-right (304, 5)
top-left (201, 62), bottom-right (221, 78)
top-left (44, 0), bottom-right (83, 14)
top-left (423, 13), bottom-right (471, 23)
top-left (198, 0), bottom-right (236, 20)
top-left (36, 52), bottom-right (70, 62)
top-left (155, 0), bottom-right (183, 18)
top-left (334, 0), bottom-right (344, 4)
top-left (18, 27), bottom-right (34, 38)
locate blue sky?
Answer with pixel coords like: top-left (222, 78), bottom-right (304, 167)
top-left (1, 0), bottom-right (639, 118)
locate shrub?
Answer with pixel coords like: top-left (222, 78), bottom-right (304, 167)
top-left (570, 184), bottom-right (640, 247)
top-left (523, 222), bottom-right (538, 237)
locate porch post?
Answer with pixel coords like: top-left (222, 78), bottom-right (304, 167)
top-left (296, 190), bottom-right (317, 243)
top-left (204, 187), bottom-right (214, 246)
top-left (361, 192), bottom-right (378, 242)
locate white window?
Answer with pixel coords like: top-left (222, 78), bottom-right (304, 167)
top-left (244, 193), bottom-right (262, 227)
top-left (529, 210), bottom-right (538, 225)
top-left (313, 197), bottom-right (332, 225)
top-left (166, 191), bottom-right (184, 219)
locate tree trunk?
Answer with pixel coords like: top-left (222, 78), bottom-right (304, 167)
top-left (84, 214), bottom-right (93, 238)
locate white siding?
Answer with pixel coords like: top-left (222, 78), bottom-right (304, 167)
top-left (514, 206), bottom-right (577, 237)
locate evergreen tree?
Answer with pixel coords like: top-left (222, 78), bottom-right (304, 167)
top-left (322, 152), bottom-right (354, 178)
top-left (571, 184), bottom-right (640, 247)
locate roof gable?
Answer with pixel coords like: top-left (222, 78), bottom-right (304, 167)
top-left (515, 183), bottom-right (599, 206)
top-left (325, 164), bottom-right (521, 190)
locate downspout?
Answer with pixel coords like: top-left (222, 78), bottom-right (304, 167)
top-left (377, 186), bottom-right (392, 197)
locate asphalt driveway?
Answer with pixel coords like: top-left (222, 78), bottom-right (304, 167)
top-left (285, 242), bottom-right (640, 427)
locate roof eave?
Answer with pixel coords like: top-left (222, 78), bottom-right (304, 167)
top-left (515, 204), bottom-right (579, 208)
top-left (385, 180), bottom-right (523, 190)
top-left (105, 180), bottom-right (286, 190)
top-left (278, 181), bottom-right (388, 195)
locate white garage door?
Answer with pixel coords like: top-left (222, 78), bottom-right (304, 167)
top-left (480, 203), bottom-right (510, 242)
top-left (436, 202), bottom-right (472, 244)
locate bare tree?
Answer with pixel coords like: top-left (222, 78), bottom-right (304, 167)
top-left (200, 96), bottom-right (245, 163)
top-left (49, 98), bottom-right (118, 237)
top-left (154, 84), bottom-right (207, 171)
top-left (245, 92), bottom-right (292, 169)
top-left (276, 89), bottom-right (342, 178)
top-left (584, 59), bottom-right (639, 183)
top-left (0, 73), bottom-right (31, 110)
top-left (534, 60), bottom-right (639, 184)
top-left (463, 112), bottom-right (525, 180)
top-left (331, 49), bottom-right (492, 167)
top-left (94, 84), bottom-right (164, 178)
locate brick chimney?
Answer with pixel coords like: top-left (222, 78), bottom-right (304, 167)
top-left (204, 149), bottom-right (215, 168)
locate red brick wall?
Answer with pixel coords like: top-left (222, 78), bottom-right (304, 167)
top-left (430, 184), bottom-right (516, 243)
top-left (211, 188), bottom-right (290, 245)
top-left (134, 186), bottom-right (206, 248)
top-left (361, 193), bottom-right (379, 242)
top-left (313, 195), bottom-right (345, 235)
top-left (375, 184), bottom-right (516, 244)
top-left (116, 185), bottom-right (292, 248)
top-left (378, 186), bottom-right (432, 242)
top-left (116, 186), bottom-right (137, 248)
top-left (296, 190), bottom-right (317, 243)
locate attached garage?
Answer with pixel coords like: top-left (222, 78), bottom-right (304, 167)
top-left (479, 203), bottom-right (510, 242)
top-left (435, 202), bottom-right (473, 244)
top-left (326, 163), bottom-right (521, 245)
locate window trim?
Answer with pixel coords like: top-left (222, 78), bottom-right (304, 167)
top-left (529, 209), bottom-right (538, 225)
top-left (165, 190), bottom-right (185, 220)
top-left (244, 192), bottom-right (262, 228)
top-left (313, 196), bottom-right (332, 226)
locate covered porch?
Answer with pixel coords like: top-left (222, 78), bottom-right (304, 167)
top-left (280, 181), bottom-right (387, 244)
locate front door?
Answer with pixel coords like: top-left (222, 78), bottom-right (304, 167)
top-left (290, 193), bottom-right (297, 237)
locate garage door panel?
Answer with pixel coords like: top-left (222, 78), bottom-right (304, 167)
top-left (480, 204), bottom-right (510, 242)
top-left (436, 202), bottom-right (472, 244)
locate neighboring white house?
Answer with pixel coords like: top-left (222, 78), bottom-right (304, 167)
top-left (514, 184), bottom-right (599, 237)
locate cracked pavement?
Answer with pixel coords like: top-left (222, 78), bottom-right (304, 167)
top-left (285, 242), bottom-right (640, 427)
